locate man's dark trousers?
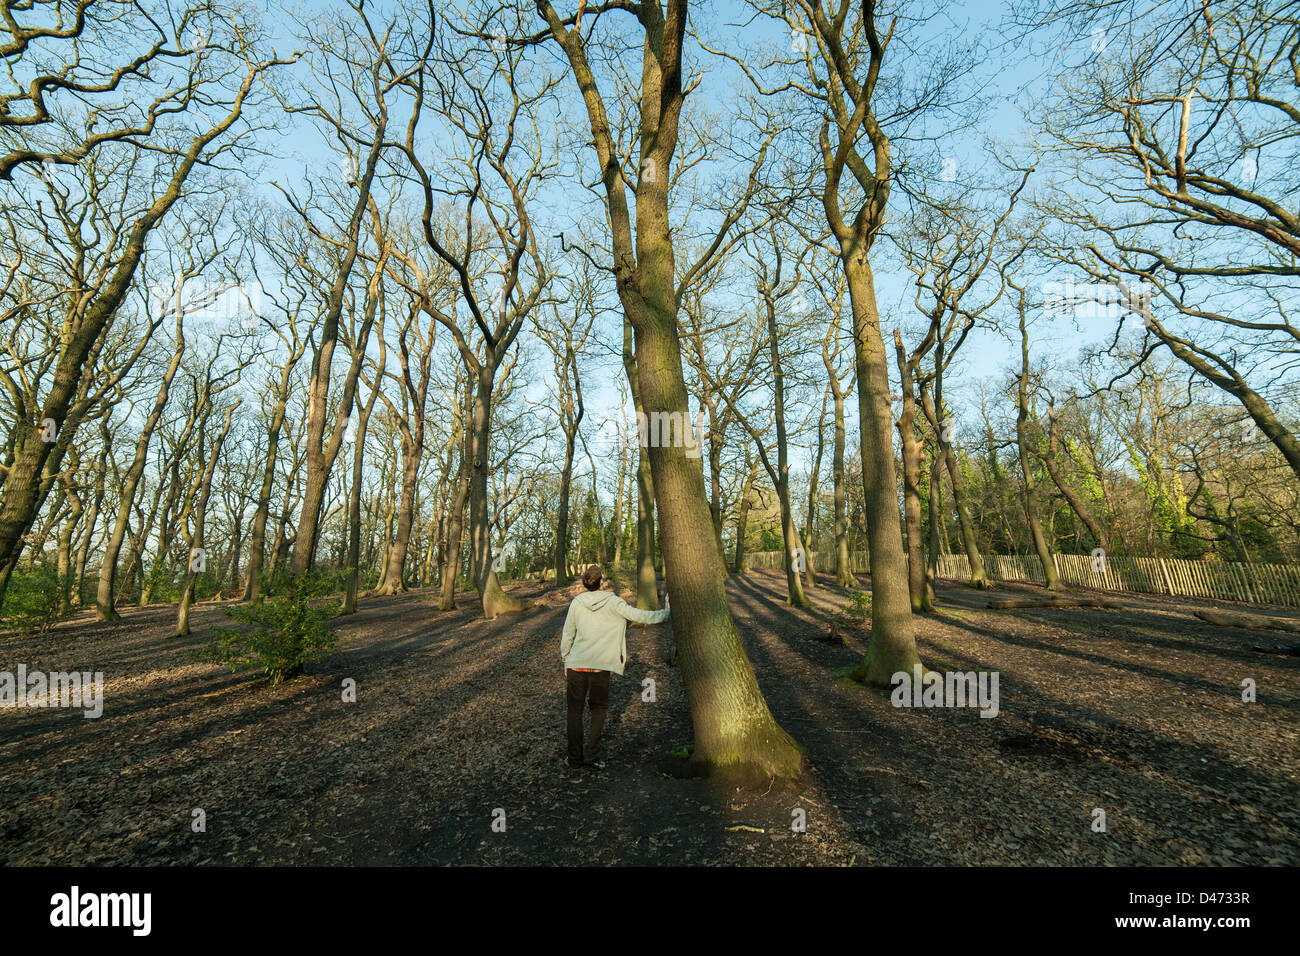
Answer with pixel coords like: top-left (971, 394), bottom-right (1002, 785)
top-left (566, 669), bottom-right (611, 764)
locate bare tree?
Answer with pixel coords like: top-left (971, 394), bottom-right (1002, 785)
top-left (535, 0), bottom-right (803, 778)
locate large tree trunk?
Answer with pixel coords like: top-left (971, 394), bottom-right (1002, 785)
top-left (629, 284), bottom-right (801, 776)
top-left (626, 195), bottom-right (799, 780)
top-left (539, 0), bottom-right (799, 779)
top-left (843, 256), bottom-right (923, 685)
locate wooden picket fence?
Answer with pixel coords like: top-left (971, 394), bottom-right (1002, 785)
top-left (744, 549), bottom-right (1300, 608)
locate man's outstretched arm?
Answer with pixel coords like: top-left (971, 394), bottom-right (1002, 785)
top-left (615, 596), bottom-right (670, 625)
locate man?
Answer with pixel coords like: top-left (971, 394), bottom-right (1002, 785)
top-left (559, 564), bottom-right (670, 769)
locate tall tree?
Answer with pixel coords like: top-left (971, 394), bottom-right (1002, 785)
top-left (536, 0), bottom-right (803, 778)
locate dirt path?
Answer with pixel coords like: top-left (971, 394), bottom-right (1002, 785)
top-left (2, 571), bottom-right (1297, 865)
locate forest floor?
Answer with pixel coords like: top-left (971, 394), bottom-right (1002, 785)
top-left (2, 568), bottom-right (1298, 866)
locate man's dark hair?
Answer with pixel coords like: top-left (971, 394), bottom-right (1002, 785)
top-left (582, 565), bottom-right (603, 591)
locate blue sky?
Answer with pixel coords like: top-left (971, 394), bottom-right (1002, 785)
top-left (220, 0), bottom-right (1154, 477)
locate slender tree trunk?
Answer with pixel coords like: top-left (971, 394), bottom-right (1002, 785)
top-left (56, 469), bottom-right (82, 616)
top-left (176, 405), bottom-right (237, 636)
top-left (623, 315), bottom-right (660, 609)
top-left (802, 387), bottom-right (827, 589)
top-left (919, 381), bottom-right (990, 588)
top-left (1039, 413), bottom-right (1108, 552)
top-left (97, 336), bottom-right (185, 618)
top-left (344, 343), bottom-right (384, 613)
top-left (554, 427), bottom-right (577, 584)
top-left (468, 375), bottom-right (524, 620)
top-left (437, 470), bottom-right (468, 610)
top-left (827, 361), bottom-right (858, 587)
top-left (894, 332), bottom-right (931, 612)
top-left (1016, 305), bottom-right (1064, 591)
top-left (924, 440), bottom-right (940, 606)
top-left (612, 425), bottom-right (627, 570)
top-left (732, 453), bottom-right (757, 575)
top-left (378, 428), bottom-right (422, 594)
top-left (290, 129), bottom-right (385, 579)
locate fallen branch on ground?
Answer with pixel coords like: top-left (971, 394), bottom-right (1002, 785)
top-left (986, 596), bottom-right (1128, 610)
top-left (1193, 609), bottom-right (1300, 634)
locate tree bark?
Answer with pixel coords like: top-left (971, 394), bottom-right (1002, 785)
top-left (1015, 299), bottom-right (1064, 591)
top-left (894, 331), bottom-right (932, 613)
top-left (623, 314), bottom-right (660, 609)
top-left (843, 257), bottom-right (923, 683)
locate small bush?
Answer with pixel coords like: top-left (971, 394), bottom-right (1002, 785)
top-left (827, 589), bottom-right (872, 642)
top-left (1, 565), bottom-right (62, 635)
top-left (191, 570), bottom-right (220, 602)
top-left (197, 570), bottom-right (340, 684)
top-left (141, 561), bottom-right (178, 605)
top-left (844, 589), bottom-right (872, 624)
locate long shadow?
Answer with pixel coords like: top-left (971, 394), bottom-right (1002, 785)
top-left (917, 637), bottom-right (1300, 853)
top-left (5, 607), bottom-right (559, 865)
top-left (732, 599), bottom-right (949, 858)
top-left (950, 607), bottom-right (1300, 707)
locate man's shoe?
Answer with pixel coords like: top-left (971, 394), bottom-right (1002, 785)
top-left (585, 759), bottom-right (606, 769)
top-left (565, 757), bottom-right (583, 770)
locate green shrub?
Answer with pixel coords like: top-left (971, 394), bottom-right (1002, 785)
top-left (828, 589), bottom-right (872, 638)
top-left (197, 570), bottom-right (340, 684)
top-left (191, 570), bottom-right (220, 602)
top-left (141, 561), bottom-right (178, 604)
top-left (0, 565), bottom-right (62, 635)
top-left (844, 589), bottom-right (872, 624)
